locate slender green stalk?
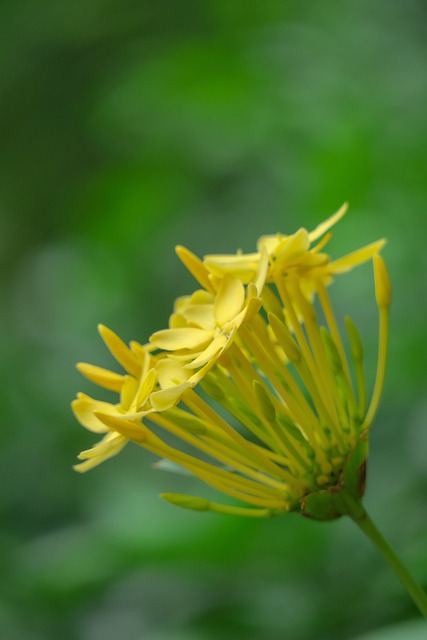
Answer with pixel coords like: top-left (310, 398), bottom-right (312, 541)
top-left (349, 501), bottom-right (427, 617)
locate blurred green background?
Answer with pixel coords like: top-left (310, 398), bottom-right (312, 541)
top-left (1, 1), bottom-right (427, 638)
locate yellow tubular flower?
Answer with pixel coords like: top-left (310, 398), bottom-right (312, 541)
top-left (72, 325), bottom-right (156, 471)
top-left (72, 208), bottom-right (390, 521)
top-left (149, 248), bottom-right (268, 382)
top-left (203, 202), bottom-right (384, 286)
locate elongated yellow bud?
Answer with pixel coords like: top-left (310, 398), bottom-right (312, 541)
top-left (253, 381), bottom-right (276, 423)
top-left (373, 254), bottom-right (391, 309)
top-left (201, 374), bottom-right (226, 401)
top-left (160, 493), bottom-right (210, 511)
top-left (345, 316), bottom-right (364, 363)
top-left (161, 493), bottom-right (276, 518)
top-left (345, 316), bottom-right (367, 418)
top-left (94, 412), bottom-right (147, 443)
top-left (76, 363), bottom-right (124, 392)
top-left (164, 408), bottom-right (207, 434)
top-left (268, 313), bottom-right (301, 363)
top-left (262, 286), bottom-right (285, 322)
top-left (320, 327), bottom-right (342, 374)
top-left (362, 254), bottom-right (390, 430)
top-left (276, 414), bottom-right (307, 445)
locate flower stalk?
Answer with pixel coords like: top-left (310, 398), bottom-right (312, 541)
top-left (347, 496), bottom-right (427, 618)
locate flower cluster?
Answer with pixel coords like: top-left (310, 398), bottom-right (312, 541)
top-left (72, 204), bottom-right (390, 519)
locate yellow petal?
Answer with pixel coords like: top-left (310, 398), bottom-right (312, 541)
top-left (203, 252), bottom-right (259, 266)
top-left (74, 432), bottom-right (128, 472)
top-left (275, 228), bottom-right (310, 266)
top-left (187, 330), bottom-right (237, 383)
top-left (98, 324), bottom-right (141, 376)
top-left (181, 304), bottom-right (215, 330)
top-left (175, 246), bottom-right (214, 292)
top-left (120, 375), bottom-right (139, 412)
top-left (130, 341), bottom-right (150, 362)
top-left (203, 253), bottom-right (260, 282)
top-left (242, 295), bottom-right (262, 324)
top-left (311, 231), bottom-right (332, 253)
top-left (257, 234), bottom-right (282, 254)
top-left (308, 202), bottom-right (348, 242)
top-left (173, 294), bottom-right (192, 314)
top-left (214, 275), bottom-right (245, 326)
top-left (150, 328), bottom-right (213, 351)
top-left (76, 363), bottom-right (124, 392)
top-left (150, 382), bottom-right (193, 411)
top-left (156, 358), bottom-right (190, 388)
top-left (77, 430), bottom-right (122, 459)
top-left (227, 287), bottom-right (261, 330)
top-left (71, 393), bottom-right (117, 433)
top-left (253, 246), bottom-right (269, 294)
top-left (297, 252), bottom-right (330, 270)
top-left (329, 239), bottom-right (386, 274)
top-left (173, 290), bottom-right (213, 315)
top-left (184, 334), bottom-right (228, 369)
top-left (135, 367), bottom-right (158, 407)
top-left (189, 290), bottom-right (214, 305)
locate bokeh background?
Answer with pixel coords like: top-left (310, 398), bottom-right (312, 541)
top-left (1, 1), bottom-right (427, 639)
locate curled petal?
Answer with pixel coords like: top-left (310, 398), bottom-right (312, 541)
top-left (156, 358), bottom-right (191, 388)
top-left (180, 304), bottom-right (215, 330)
top-left (120, 375), bottom-right (139, 412)
top-left (74, 432), bottom-right (128, 472)
top-left (72, 393), bottom-right (118, 433)
top-left (275, 228), bottom-right (310, 266)
top-left (203, 253), bottom-right (260, 282)
top-left (253, 246), bottom-right (269, 295)
top-left (150, 328), bottom-right (213, 351)
top-left (257, 234), bottom-right (282, 254)
top-left (135, 367), bottom-right (158, 407)
top-left (214, 275), bottom-right (245, 326)
top-left (184, 334), bottom-right (228, 370)
top-left (150, 382), bottom-right (193, 411)
top-left (329, 239), bottom-right (386, 274)
top-left (308, 202), bottom-right (348, 242)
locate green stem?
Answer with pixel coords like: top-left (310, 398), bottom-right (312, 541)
top-left (348, 498), bottom-right (427, 617)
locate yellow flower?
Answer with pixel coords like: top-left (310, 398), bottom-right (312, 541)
top-left (72, 209), bottom-right (391, 520)
top-left (202, 203), bottom-right (384, 282)
top-left (72, 325), bottom-right (156, 471)
top-left (149, 248), bottom-right (268, 381)
top-left (174, 203), bottom-right (385, 329)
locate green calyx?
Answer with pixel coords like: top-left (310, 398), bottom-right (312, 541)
top-left (300, 430), bottom-right (368, 521)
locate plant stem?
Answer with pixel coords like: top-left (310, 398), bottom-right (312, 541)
top-left (349, 500), bottom-right (427, 617)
